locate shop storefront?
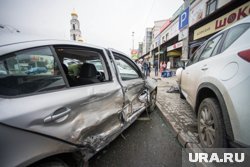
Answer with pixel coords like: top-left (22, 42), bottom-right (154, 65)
top-left (167, 41), bottom-right (183, 68)
top-left (189, 0), bottom-right (250, 57)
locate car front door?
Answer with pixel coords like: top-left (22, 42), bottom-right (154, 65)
top-left (111, 51), bottom-right (146, 122)
top-left (181, 44), bottom-right (205, 104)
top-left (0, 45), bottom-right (125, 154)
top-left (182, 34), bottom-right (223, 106)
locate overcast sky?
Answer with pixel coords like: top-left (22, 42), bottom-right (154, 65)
top-left (0, 0), bottom-right (183, 54)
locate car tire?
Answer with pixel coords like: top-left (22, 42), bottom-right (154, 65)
top-left (148, 90), bottom-right (157, 112)
top-left (36, 159), bottom-right (69, 167)
top-left (198, 98), bottom-right (227, 148)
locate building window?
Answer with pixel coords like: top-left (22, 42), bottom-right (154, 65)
top-left (73, 34), bottom-right (76, 40)
top-left (162, 36), bottom-right (165, 43)
top-left (73, 24), bottom-right (75, 30)
top-left (165, 34), bottom-right (168, 41)
top-left (206, 0), bottom-right (217, 16)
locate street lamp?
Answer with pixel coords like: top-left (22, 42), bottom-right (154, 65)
top-left (132, 32), bottom-right (134, 50)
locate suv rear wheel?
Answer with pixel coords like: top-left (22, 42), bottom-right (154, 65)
top-left (198, 98), bottom-right (227, 148)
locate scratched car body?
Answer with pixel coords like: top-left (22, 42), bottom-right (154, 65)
top-left (0, 30), bottom-right (157, 167)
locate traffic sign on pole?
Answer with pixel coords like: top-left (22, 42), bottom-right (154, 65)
top-left (179, 7), bottom-right (189, 30)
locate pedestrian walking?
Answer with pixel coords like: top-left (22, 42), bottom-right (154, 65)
top-left (160, 61), bottom-right (164, 76)
top-left (137, 61), bottom-right (142, 71)
top-left (143, 59), bottom-right (149, 77)
top-left (153, 60), bottom-right (158, 76)
top-left (148, 62), bottom-right (151, 77)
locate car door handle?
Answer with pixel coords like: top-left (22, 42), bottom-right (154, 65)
top-left (201, 67), bottom-right (208, 71)
top-left (44, 107), bottom-right (71, 123)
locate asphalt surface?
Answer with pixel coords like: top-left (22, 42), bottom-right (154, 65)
top-left (89, 109), bottom-right (195, 167)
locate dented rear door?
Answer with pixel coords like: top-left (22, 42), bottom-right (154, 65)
top-left (111, 51), bottom-right (146, 122)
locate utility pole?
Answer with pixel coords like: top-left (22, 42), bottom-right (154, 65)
top-left (132, 32), bottom-right (134, 50)
top-left (158, 45), bottom-right (160, 76)
top-left (180, 0), bottom-right (190, 61)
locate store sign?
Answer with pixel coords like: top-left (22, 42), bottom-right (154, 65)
top-left (179, 7), bottom-right (189, 30)
top-left (194, 1), bottom-right (250, 40)
top-left (167, 41), bottom-right (183, 51)
top-left (159, 19), bottom-right (171, 34)
top-left (168, 19), bottom-right (179, 40)
top-left (189, 0), bottom-right (206, 26)
top-left (131, 49), bottom-right (139, 60)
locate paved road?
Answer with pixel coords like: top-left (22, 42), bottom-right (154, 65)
top-left (89, 109), bottom-right (194, 167)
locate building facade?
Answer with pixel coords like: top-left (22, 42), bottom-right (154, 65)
top-left (148, 0), bottom-right (250, 69)
top-left (142, 27), bottom-right (153, 55)
top-left (189, 0), bottom-right (250, 56)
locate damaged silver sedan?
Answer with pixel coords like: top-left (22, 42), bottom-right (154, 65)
top-left (0, 32), bottom-right (157, 167)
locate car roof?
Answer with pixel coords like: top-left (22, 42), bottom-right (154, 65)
top-left (108, 48), bottom-right (128, 57)
top-left (0, 28), bottom-right (106, 55)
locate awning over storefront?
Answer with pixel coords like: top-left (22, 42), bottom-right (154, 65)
top-left (136, 52), bottom-right (150, 61)
top-left (167, 50), bottom-right (181, 57)
top-left (155, 51), bottom-right (164, 55)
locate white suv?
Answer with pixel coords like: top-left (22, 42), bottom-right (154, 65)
top-left (176, 16), bottom-right (250, 148)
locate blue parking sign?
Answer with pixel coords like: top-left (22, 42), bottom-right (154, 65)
top-left (179, 7), bottom-right (189, 30)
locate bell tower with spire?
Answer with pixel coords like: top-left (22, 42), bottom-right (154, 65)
top-left (70, 9), bottom-right (83, 42)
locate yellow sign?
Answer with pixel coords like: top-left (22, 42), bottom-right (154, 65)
top-left (194, 1), bottom-right (250, 40)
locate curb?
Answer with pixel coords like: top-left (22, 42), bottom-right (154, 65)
top-left (156, 101), bottom-right (208, 167)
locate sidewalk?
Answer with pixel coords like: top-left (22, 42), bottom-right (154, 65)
top-left (150, 72), bottom-right (202, 149)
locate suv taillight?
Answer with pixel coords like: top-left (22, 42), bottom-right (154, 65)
top-left (238, 49), bottom-right (250, 62)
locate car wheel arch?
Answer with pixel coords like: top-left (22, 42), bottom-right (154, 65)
top-left (28, 152), bottom-right (82, 167)
top-left (196, 83), bottom-right (234, 141)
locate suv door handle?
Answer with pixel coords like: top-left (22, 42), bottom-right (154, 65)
top-left (44, 107), bottom-right (71, 123)
top-left (201, 67), bottom-right (208, 71)
top-left (201, 65), bottom-right (208, 71)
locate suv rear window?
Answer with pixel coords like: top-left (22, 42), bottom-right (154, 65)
top-left (0, 47), bottom-right (66, 96)
top-left (221, 23), bottom-right (250, 52)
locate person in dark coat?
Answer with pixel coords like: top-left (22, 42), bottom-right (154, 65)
top-left (143, 59), bottom-right (149, 77)
top-left (153, 60), bottom-right (158, 76)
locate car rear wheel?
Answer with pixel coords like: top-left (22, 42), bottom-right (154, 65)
top-left (198, 98), bottom-right (227, 148)
top-left (36, 159), bottom-right (69, 167)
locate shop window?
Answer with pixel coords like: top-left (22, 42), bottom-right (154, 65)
top-left (165, 34), bottom-right (168, 41)
top-left (162, 36), bottom-right (165, 43)
top-left (206, 0), bottom-right (217, 16)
